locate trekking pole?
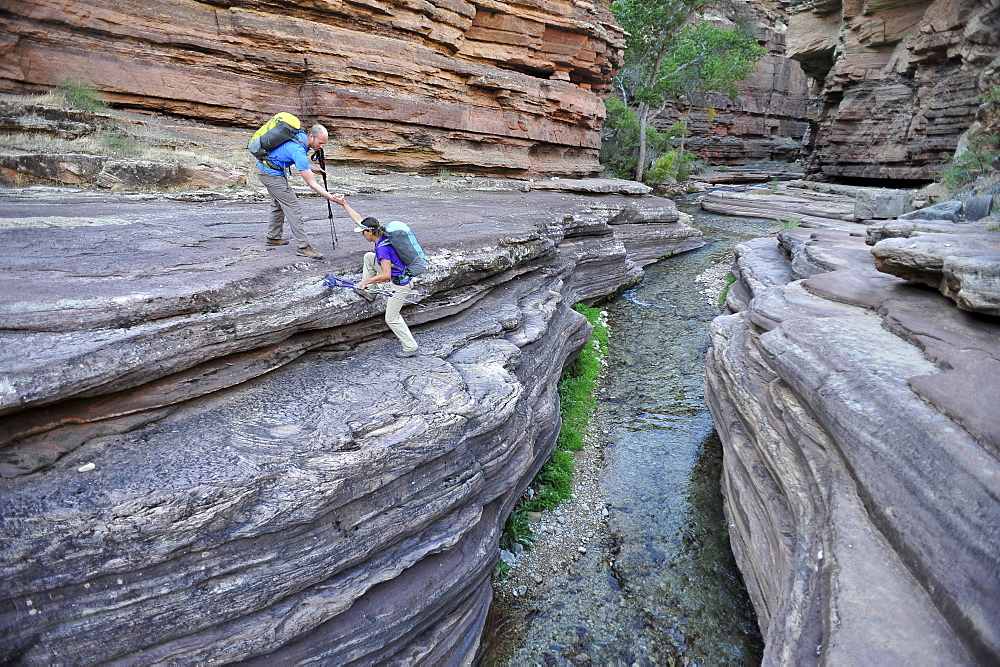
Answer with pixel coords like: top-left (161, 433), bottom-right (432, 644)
top-left (314, 148), bottom-right (337, 249)
top-left (322, 275), bottom-right (426, 307)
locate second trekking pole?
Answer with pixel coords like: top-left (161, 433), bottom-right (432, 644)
top-left (315, 148), bottom-right (338, 249)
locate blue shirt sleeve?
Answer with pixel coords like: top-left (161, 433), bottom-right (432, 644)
top-left (289, 139), bottom-right (310, 172)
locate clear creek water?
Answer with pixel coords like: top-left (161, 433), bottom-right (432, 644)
top-left (480, 204), bottom-right (775, 666)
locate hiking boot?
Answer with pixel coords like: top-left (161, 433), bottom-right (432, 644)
top-left (265, 237), bottom-right (288, 246)
top-left (354, 288), bottom-right (376, 302)
top-left (395, 347), bottom-right (419, 358)
top-left (296, 246), bottom-right (324, 259)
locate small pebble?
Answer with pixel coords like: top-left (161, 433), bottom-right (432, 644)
top-left (77, 463), bottom-right (96, 473)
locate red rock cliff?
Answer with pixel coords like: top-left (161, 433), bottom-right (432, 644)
top-left (786, 0), bottom-right (1000, 184)
top-left (0, 0), bottom-right (625, 178)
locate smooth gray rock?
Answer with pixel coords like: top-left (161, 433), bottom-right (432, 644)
top-left (898, 200), bottom-right (962, 222)
top-left (701, 189), bottom-right (858, 226)
top-left (964, 195), bottom-right (993, 221)
top-left (867, 221), bottom-right (1000, 317)
top-left (0, 186), bottom-right (702, 662)
top-left (527, 178), bottom-right (652, 195)
top-left (854, 187), bottom-right (914, 220)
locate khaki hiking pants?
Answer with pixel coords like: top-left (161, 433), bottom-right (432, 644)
top-left (363, 252), bottom-right (418, 353)
top-left (256, 165), bottom-right (312, 249)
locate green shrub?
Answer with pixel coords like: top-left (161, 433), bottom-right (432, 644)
top-left (523, 450), bottom-right (575, 512)
top-left (54, 77), bottom-right (107, 112)
top-left (941, 133), bottom-right (999, 189)
top-left (555, 304), bottom-right (609, 451)
top-left (600, 98), bottom-right (677, 181)
top-left (501, 509), bottom-right (536, 551)
top-left (101, 128), bottom-right (139, 155)
top-left (941, 86), bottom-right (1000, 189)
top-left (718, 272), bottom-right (736, 309)
top-left (646, 148), bottom-right (699, 184)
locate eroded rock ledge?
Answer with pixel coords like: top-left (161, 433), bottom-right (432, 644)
top-left (0, 183), bottom-right (701, 662)
top-left (704, 188), bottom-right (1000, 663)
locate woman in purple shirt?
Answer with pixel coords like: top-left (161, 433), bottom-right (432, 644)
top-left (331, 193), bottom-right (419, 358)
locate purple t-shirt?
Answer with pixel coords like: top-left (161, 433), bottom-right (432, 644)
top-left (375, 239), bottom-right (410, 285)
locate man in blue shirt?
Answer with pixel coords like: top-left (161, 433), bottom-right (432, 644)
top-left (256, 123), bottom-right (338, 259)
top-left (331, 193), bottom-right (420, 358)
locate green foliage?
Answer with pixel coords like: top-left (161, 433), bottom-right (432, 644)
top-left (601, 98), bottom-right (674, 180)
top-left (776, 215), bottom-right (802, 229)
top-left (657, 22), bottom-right (765, 103)
top-left (523, 450), bottom-right (576, 512)
top-left (941, 132), bottom-right (999, 189)
top-left (501, 509), bottom-right (536, 552)
top-left (941, 85), bottom-right (1000, 189)
top-left (555, 304), bottom-right (609, 452)
top-left (718, 272), bottom-right (736, 309)
top-left (101, 128), bottom-right (140, 156)
top-left (601, 97), bottom-right (640, 179)
top-left (987, 223), bottom-right (1000, 232)
top-left (605, 0), bottom-right (765, 181)
top-left (54, 77), bottom-right (107, 112)
top-left (647, 148), bottom-right (700, 183)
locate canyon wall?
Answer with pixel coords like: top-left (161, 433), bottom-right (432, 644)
top-left (786, 0), bottom-right (1000, 184)
top-left (0, 182), bottom-right (703, 662)
top-left (704, 186), bottom-right (1000, 663)
top-left (0, 0), bottom-right (624, 178)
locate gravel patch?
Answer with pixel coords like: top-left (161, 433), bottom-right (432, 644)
top-left (491, 431), bottom-right (610, 604)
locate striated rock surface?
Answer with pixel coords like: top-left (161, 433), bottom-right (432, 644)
top-left (0, 0), bottom-right (625, 178)
top-left (704, 189), bottom-right (1000, 663)
top-left (786, 0), bottom-right (1000, 184)
top-left (0, 183), bottom-right (703, 662)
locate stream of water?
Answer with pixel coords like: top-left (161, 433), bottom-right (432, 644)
top-left (481, 204), bottom-right (775, 665)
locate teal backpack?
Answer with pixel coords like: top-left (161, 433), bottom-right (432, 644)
top-left (384, 221), bottom-right (427, 277)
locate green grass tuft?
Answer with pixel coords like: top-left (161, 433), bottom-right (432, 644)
top-left (54, 77), bottom-right (107, 112)
top-left (775, 215), bottom-right (801, 229)
top-left (718, 272), bottom-right (736, 309)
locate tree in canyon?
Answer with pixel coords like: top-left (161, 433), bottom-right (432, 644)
top-left (608, 0), bottom-right (765, 182)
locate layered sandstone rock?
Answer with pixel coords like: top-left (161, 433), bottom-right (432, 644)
top-left (704, 188), bottom-right (1000, 663)
top-left (0, 183), bottom-right (702, 662)
top-left (868, 219), bottom-right (1000, 317)
top-left (786, 0), bottom-right (1000, 183)
top-left (0, 0), bottom-right (625, 177)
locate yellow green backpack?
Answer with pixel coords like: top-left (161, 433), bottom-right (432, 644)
top-left (248, 112), bottom-right (303, 160)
